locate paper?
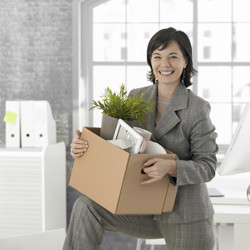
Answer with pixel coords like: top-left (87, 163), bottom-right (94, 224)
top-left (108, 138), bottom-right (134, 149)
top-left (144, 141), bottom-right (167, 154)
top-left (3, 111), bottom-right (18, 124)
top-left (113, 119), bottom-right (143, 154)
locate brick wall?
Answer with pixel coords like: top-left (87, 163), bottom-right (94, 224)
top-left (0, 1), bottom-right (144, 249)
top-left (0, 0), bottom-right (74, 224)
top-left (0, 0), bottom-right (72, 159)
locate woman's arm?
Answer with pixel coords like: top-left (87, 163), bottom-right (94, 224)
top-left (172, 102), bottom-right (218, 186)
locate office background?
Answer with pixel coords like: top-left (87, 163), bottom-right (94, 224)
top-left (0, 0), bottom-right (137, 249)
top-left (1, 0), bottom-right (250, 249)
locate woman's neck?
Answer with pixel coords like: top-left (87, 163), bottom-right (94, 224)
top-left (157, 81), bottom-right (179, 99)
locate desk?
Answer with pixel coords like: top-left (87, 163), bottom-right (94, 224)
top-left (136, 173), bottom-right (250, 250)
top-left (208, 172), bottom-right (250, 205)
top-left (213, 204), bottom-right (250, 250)
top-left (208, 172), bottom-right (250, 250)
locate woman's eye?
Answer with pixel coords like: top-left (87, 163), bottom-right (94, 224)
top-left (170, 56), bottom-right (177, 59)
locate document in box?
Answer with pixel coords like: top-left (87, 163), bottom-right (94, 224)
top-left (108, 138), bottom-right (134, 150)
top-left (108, 139), bottom-right (167, 155)
top-left (113, 119), bottom-right (143, 153)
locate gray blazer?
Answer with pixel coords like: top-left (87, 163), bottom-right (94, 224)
top-left (129, 82), bottom-right (218, 223)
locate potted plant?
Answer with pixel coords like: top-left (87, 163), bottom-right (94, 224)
top-left (90, 84), bottom-right (154, 139)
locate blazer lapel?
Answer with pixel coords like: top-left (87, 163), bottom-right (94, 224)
top-left (155, 82), bottom-right (189, 140)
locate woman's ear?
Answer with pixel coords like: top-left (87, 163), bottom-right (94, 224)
top-left (184, 57), bottom-right (188, 68)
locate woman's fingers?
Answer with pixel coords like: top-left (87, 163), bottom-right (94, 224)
top-left (70, 130), bottom-right (88, 158)
top-left (70, 144), bottom-right (88, 158)
top-left (71, 147), bottom-right (88, 154)
top-left (70, 151), bottom-right (84, 158)
top-left (71, 142), bottom-right (88, 152)
top-left (144, 158), bottom-right (159, 167)
top-left (71, 140), bottom-right (88, 148)
top-left (75, 129), bottom-right (82, 138)
top-left (141, 158), bottom-right (171, 185)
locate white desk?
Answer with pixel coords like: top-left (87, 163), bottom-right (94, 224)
top-left (212, 204), bottom-right (250, 250)
top-left (208, 172), bottom-right (250, 250)
top-left (136, 173), bottom-right (250, 250)
top-left (208, 172), bottom-right (250, 205)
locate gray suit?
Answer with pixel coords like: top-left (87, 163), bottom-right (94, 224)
top-left (63, 82), bottom-right (217, 250)
top-left (129, 81), bottom-right (218, 223)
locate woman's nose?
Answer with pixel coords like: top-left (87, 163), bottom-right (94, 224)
top-left (161, 58), bottom-right (170, 67)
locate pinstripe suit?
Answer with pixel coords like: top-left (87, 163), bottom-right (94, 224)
top-left (63, 82), bottom-right (218, 250)
top-left (129, 81), bottom-right (218, 224)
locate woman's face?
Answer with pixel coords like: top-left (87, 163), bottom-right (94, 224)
top-left (151, 41), bottom-right (187, 86)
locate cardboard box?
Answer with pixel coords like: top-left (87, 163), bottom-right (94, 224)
top-left (69, 127), bottom-right (178, 215)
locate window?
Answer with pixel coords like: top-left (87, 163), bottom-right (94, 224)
top-left (91, 0), bottom-right (193, 126)
top-left (73, 0), bottom-right (250, 157)
top-left (196, 0), bottom-right (250, 157)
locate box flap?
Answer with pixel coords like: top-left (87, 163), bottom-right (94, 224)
top-left (69, 127), bottom-right (129, 213)
top-left (162, 182), bottom-right (178, 212)
top-left (162, 152), bottom-right (178, 212)
top-left (116, 153), bottom-right (175, 214)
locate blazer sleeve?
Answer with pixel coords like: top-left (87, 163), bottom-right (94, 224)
top-left (171, 101), bottom-right (218, 186)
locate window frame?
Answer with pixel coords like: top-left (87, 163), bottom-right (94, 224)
top-left (73, 0), bottom-right (250, 155)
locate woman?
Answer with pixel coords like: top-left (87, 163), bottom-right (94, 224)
top-left (64, 27), bottom-right (218, 250)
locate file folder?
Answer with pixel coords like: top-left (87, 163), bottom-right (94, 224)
top-left (21, 101), bottom-right (35, 147)
top-left (5, 101), bottom-right (21, 148)
top-left (33, 101), bottom-right (56, 147)
top-left (6, 100), bottom-right (56, 148)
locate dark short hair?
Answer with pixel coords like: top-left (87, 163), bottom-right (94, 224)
top-left (147, 27), bottom-right (197, 88)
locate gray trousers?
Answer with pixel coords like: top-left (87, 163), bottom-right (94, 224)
top-left (63, 195), bottom-right (215, 250)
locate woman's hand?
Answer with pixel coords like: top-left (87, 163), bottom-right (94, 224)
top-left (70, 129), bottom-right (88, 158)
top-left (141, 158), bottom-right (177, 185)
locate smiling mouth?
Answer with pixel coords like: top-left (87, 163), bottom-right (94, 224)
top-left (160, 71), bottom-right (174, 76)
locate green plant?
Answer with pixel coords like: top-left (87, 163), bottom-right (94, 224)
top-left (89, 84), bottom-right (154, 125)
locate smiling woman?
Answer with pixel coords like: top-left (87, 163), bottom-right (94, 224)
top-left (146, 28), bottom-right (196, 89)
top-left (65, 27), bottom-right (218, 250)
top-left (69, 1), bottom-right (250, 249)
top-left (150, 42), bottom-right (187, 91)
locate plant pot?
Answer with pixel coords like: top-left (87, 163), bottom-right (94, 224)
top-left (100, 114), bottom-right (140, 140)
top-left (100, 114), bottom-right (119, 140)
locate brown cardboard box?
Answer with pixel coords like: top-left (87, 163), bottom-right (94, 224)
top-left (69, 127), bottom-right (178, 215)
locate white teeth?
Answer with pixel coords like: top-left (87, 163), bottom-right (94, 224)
top-left (160, 71), bottom-right (172, 75)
